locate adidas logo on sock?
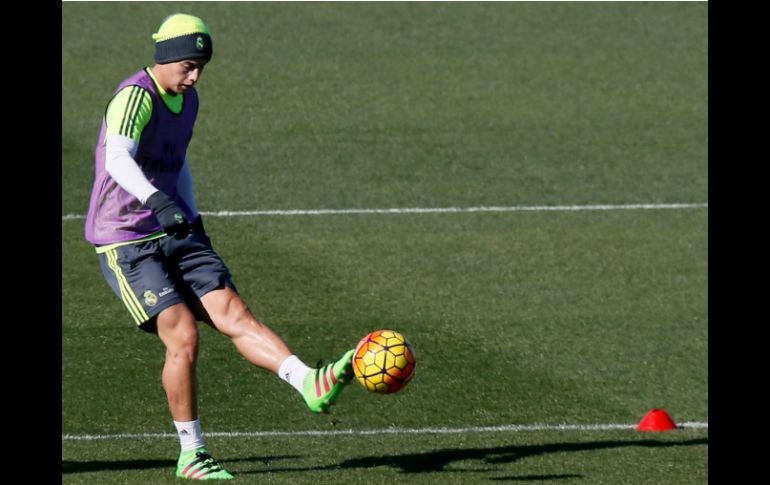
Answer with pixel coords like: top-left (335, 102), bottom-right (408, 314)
top-left (180, 430), bottom-right (190, 435)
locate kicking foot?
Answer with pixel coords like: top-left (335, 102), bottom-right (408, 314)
top-left (302, 349), bottom-right (355, 414)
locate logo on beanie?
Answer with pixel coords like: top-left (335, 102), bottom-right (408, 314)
top-left (196, 36), bottom-right (205, 50)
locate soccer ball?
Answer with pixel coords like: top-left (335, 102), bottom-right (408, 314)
top-left (353, 329), bottom-right (416, 393)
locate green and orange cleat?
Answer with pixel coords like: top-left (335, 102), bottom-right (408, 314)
top-left (302, 349), bottom-right (355, 414)
top-left (176, 447), bottom-right (234, 480)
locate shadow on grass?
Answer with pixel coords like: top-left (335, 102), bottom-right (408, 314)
top-left (61, 454), bottom-right (300, 474)
top-left (332, 438), bottom-right (709, 473)
top-left (237, 437), bottom-right (707, 476)
top-left (489, 475), bottom-right (583, 482)
top-left (62, 458), bottom-right (174, 474)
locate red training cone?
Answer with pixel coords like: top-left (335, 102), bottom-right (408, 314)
top-left (637, 409), bottom-right (677, 431)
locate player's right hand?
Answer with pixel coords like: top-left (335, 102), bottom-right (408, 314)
top-left (145, 191), bottom-right (190, 239)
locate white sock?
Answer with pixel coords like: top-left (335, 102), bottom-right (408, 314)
top-left (174, 419), bottom-right (205, 452)
top-left (278, 355), bottom-right (311, 394)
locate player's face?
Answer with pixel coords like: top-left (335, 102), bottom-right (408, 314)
top-left (165, 59), bottom-right (207, 94)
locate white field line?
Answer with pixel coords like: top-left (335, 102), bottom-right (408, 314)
top-left (62, 202), bottom-right (708, 221)
top-left (62, 421), bottom-right (708, 441)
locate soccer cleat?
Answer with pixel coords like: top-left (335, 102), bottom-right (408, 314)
top-left (302, 349), bottom-right (355, 414)
top-left (176, 447), bottom-right (234, 480)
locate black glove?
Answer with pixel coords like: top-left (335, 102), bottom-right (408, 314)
top-left (145, 191), bottom-right (190, 238)
top-left (190, 215), bottom-right (206, 235)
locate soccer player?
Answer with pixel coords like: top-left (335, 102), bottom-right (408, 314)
top-left (84, 13), bottom-right (355, 480)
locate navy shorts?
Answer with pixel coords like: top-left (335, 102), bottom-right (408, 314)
top-left (97, 232), bottom-right (236, 333)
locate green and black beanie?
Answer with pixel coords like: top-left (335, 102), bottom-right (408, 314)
top-left (152, 13), bottom-right (213, 64)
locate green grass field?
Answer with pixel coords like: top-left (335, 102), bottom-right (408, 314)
top-left (62, 2), bottom-right (707, 483)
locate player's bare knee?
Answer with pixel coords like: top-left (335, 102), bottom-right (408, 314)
top-left (164, 324), bottom-right (199, 361)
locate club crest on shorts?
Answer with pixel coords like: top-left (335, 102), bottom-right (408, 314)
top-left (143, 290), bottom-right (158, 307)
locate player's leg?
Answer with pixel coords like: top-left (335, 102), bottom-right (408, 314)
top-left (154, 303), bottom-right (234, 480)
top-left (199, 287), bottom-right (292, 372)
top-left (199, 287), bottom-right (355, 413)
top-left (155, 303), bottom-right (200, 422)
